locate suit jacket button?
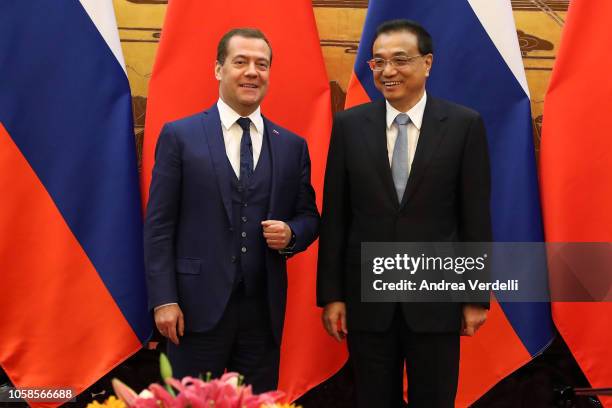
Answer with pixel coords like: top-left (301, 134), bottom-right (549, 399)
top-left (242, 216), bottom-right (248, 222)
top-left (241, 246), bottom-right (247, 253)
top-left (231, 256), bottom-right (237, 263)
top-left (241, 232), bottom-right (247, 238)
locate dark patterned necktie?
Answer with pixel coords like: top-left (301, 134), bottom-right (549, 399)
top-left (236, 117), bottom-right (253, 181)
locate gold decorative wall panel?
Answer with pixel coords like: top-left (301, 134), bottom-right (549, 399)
top-left (113, 0), bottom-right (569, 153)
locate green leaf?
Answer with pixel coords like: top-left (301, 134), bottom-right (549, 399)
top-left (159, 353), bottom-right (173, 381)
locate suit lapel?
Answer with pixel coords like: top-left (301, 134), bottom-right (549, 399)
top-left (201, 105), bottom-right (233, 226)
top-left (400, 97), bottom-right (448, 209)
top-left (362, 99), bottom-right (399, 208)
top-left (263, 116), bottom-right (278, 219)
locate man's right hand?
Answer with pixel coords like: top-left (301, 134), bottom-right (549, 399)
top-left (322, 301), bottom-right (348, 342)
top-left (154, 304), bottom-right (184, 345)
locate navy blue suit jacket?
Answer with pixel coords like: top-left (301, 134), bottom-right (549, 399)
top-left (144, 105), bottom-right (319, 343)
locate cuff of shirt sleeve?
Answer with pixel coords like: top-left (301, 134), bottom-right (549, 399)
top-left (154, 302), bottom-right (178, 311)
top-left (278, 231), bottom-right (297, 255)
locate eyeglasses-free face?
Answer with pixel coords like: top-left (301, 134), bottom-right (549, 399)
top-left (215, 35), bottom-right (271, 117)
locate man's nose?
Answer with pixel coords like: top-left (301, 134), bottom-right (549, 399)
top-left (244, 62), bottom-right (258, 77)
top-left (382, 61), bottom-right (397, 76)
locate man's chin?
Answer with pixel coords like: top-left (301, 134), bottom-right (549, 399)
top-left (237, 92), bottom-right (261, 103)
top-left (383, 93), bottom-right (402, 104)
top-left (236, 100), bottom-right (261, 114)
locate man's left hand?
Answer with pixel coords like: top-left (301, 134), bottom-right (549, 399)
top-left (461, 304), bottom-right (488, 336)
top-left (262, 220), bottom-right (292, 250)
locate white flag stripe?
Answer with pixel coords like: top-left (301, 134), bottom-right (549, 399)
top-left (78, 0), bottom-right (127, 74)
top-left (467, 0), bottom-right (530, 97)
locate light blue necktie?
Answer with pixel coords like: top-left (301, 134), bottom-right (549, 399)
top-left (391, 113), bottom-right (411, 202)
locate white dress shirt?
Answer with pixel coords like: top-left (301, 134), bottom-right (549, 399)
top-left (385, 91), bottom-right (427, 172)
top-left (217, 98), bottom-right (264, 178)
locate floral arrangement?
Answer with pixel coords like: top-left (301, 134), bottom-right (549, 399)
top-left (87, 354), bottom-right (300, 408)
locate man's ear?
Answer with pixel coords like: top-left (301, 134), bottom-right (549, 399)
top-left (424, 54), bottom-right (433, 77)
top-left (214, 61), bottom-right (222, 80)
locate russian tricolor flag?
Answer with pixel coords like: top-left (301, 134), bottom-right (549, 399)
top-left (0, 1), bottom-right (150, 406)
top-left (346, 1), bottom-right (554, 405)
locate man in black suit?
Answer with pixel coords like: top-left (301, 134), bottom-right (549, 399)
top-left (317, 19), bottom-right (492, 407)
top-left (145, 28), bottom-right (319, 392)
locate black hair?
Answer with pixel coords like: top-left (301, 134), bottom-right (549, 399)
top-left (373, 19), bottom-right (433, 55)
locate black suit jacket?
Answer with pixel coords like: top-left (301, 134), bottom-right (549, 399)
top-left (317, 96), bottom-right (492, 333)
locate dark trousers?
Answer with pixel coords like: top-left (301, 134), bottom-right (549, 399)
top-left (167, 289), bottom-right (279, 393)
top-left (348, 309), bottom-right (460, 408)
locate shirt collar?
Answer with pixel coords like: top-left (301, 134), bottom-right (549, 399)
top-left (217, 98), bottom-right (264, 134)
top-left (385, 91), bottom-right (427, 131)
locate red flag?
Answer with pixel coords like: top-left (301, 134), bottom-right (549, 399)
top-left (141, 0), bottom-right (347, 400)
top-left (541, 1), bottom-right (612, 407)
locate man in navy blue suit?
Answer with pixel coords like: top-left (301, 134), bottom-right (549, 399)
top-left (144, 28), bottom-right (319, 392)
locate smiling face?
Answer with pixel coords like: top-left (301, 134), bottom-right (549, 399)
top-left (215, 35), bottom-right (271, 116)
top-left (372, 30), bottom-right (432, 112)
